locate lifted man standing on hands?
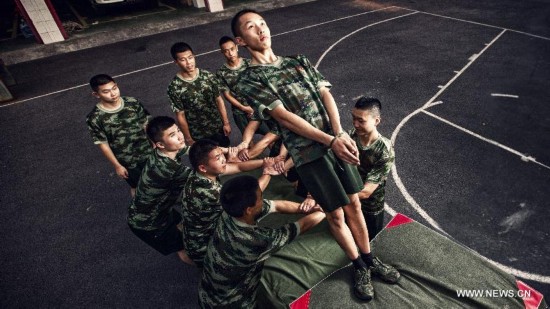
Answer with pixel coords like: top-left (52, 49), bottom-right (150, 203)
top-left (231, 9), bottom-right (400, 301)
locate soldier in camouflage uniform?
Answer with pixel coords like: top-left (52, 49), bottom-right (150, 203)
top-left (128, 116), bottom-right (194, 265)
top-left (216, 36), bottom-right (270, 138)
top-left (167, 42), bottom-right (231, 147)
top-left (349, 97), bottom-right (395, 239)
top-left (231, 9), bottom-right (400, 301)
top-left (181, 139), bottom-right (284, 267)
top-left (86, 74), bottom-right (152, 196)
top-left (198, 175), bottom-right (325, 308)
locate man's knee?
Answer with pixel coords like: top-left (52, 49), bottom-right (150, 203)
top-left (343, 195), bottom-right (361, 213)
top-left (326, 207), bottom-right (346, 227)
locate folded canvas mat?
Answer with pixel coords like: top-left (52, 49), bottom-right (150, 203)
top-left (258, 213), bottom-right (546, 309)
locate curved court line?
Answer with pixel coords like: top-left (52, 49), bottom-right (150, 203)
top-left (385, 29), bottom-right (550, 283)
top-left (310, 13), bottom-right (550, 283)
top-left (273, 6), bottom-right (396, 38)
top-left (314, 12), bottom-right (419, 68)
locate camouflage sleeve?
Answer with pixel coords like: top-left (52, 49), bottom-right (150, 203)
top-left (86, 114), bottom-right (108, 144)
top-left (216, 70), bottom-right (230, 93)
top-left (255, 222), bottom-right (299, 262)
top-left (167, 79), bottom-right (184, 113)
top-left (237, 72), bottom-right (282, 121)
top-left (296, 55), bottom-right (332, 90)
top-left (256, 199), bottom-right (275, 222)
top-left (212, 72), bottom-right (223, 96)
top-left (133, 163), bottom-right (174, 208)
top-left (365, 146), bottom-right (395, 184)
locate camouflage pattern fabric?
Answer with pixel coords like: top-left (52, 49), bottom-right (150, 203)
top-left (128, 147), bottom-right (191, 231)
top-left (198, 201), bottom-right (299, 308)
top-left (236, 55), bottom-right (333, 167)
top-left (216, 58), bottom-right (251, 116)
top-left (86, 96), bottom-right (152, 168)
top-left (180, 171), bottom-right (223, 267)
top-left (349, 128), bottom-right (395, 213)
top-left (167, 69), bottom-right (223, 140)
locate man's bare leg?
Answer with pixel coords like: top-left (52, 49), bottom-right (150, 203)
top-left (342, 193), bottom-right (371, 254)
top-left (325, 207), bottom-right (360, 259)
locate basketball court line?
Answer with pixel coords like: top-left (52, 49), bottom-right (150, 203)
top-left (421, 109), bottom-right (550, 170)
top-left (491, 93), bottom-right (519, 98)
top-left (378, 25), bottom-right (550, 283)
top-left (3, 5), bottom-right (549, 109)
top-left (303, 8), bottom-right (550, 282)
top-left (0, 6), bottom-right (398, 109)
top-left (3, 0), bottom-right (547, 285)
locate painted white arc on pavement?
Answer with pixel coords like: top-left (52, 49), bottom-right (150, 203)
top-left (383, 27), bottom-right (550, 283)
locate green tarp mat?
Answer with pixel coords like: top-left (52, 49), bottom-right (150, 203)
top-left (258, 213), bottom-right (546, 308)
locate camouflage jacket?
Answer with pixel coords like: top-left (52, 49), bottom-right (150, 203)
top-left (198, 201), bottom-right (299, 308)
top-left (216, 58), bottom-right (251, 116)
top-left (128, 147), bottom-right (190, 231)
top-left (236, 55), bottom-right (333, 167)
top-left (85, 96), bottom-right (152, 168)
top-left (167, 69), bottom-right (223, 140)
top-left (180, 171), bottom-right (223, 267)
top-left (349, 128), bottom-right (395, 212)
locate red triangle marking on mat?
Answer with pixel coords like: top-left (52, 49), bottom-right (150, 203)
top-left (516, 280), bottom-right (544, 309)
top-left (290, 290), bottom-right (311, 309)
top-left (386, 213), bottom-right (414, 229)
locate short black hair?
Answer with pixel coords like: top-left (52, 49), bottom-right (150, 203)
top-left (220, 175), bottom-right (260, 217)
top-left (146, 116), bottom-right (176, 143)
top-left (189, 139), bottom-right (219, 171)
top-left (354, 97), bottom-right (382, 116)
top-left (219, 35), bottom-right (235, 47)
top-left (231, 9), bottom-right (260, 37)
top-left (170, 42), bottom-right (193, 60)
top-left (89, 74), bottom-right (114, 92)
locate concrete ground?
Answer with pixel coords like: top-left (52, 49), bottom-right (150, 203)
top-left (1, 0), bottom-right (548, 307)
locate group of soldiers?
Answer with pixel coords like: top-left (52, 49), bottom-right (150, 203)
top-left (86, 9), bottom-right (399, 308)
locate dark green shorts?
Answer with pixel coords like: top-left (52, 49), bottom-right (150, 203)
top-left (296, 151), bottom-right (363, 213)
top-left (128, 211), bottom-right (184, 256)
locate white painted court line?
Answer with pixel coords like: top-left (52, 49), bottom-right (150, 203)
top-left (0, 7), bottom-right (403, 109)
top-left (421, 109), bottom-right (550, 170)
top-left (315, 12), bottom-right (419, 68)
top-left (388, 29), bottom-right (550, 283)
top-left (0, 50), bottom-right (221, 108)
top-left (491, 93), bottom-right (519, 98)
top-left (384, 203), bottom-right (397, 217)
top-left (422, 29), bottom-right (507, 108)
top-left (273, 6), bottom-right (397, 37)
top-left (398, 7), bottom-right (550, 41)
top-left (4, 5), bottom-right (548, 109)
top-left (386, 203), bottom-right (550, 283)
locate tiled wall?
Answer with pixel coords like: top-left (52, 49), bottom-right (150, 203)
top-left (19, 0), bottom-right (65, 44)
